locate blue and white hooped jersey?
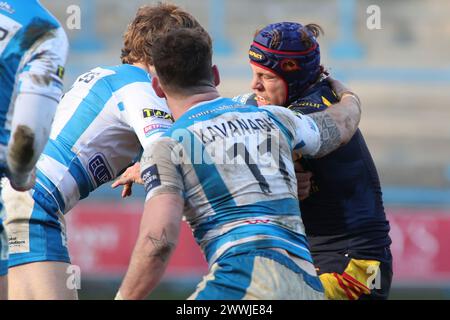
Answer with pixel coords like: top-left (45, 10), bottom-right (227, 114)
top-left (35, 64), bottom-right (172, 213)
top-left (140, 97), bottom-right (321, 266)
top-left (0, 0), bottom-right (68, 151)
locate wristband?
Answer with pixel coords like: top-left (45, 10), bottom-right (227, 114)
top-left (341, 92), bottom-right (361, 107)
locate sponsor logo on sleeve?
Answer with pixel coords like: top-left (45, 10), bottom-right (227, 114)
top-left (142, 165), bottom-right (161, 193)
top-left (88, 153), bottom-right (113, 186)
top-left (143, 123), bottom-right (172, 137)
top-left (142, 108), bottom-right (174, 121)
top-left (56, 65), bottom-right (65, 80)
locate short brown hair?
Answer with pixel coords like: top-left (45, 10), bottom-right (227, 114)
top-left (151, 28), bottom-right (213, 92)
top-left (121, 3), bottom-right (204, 65)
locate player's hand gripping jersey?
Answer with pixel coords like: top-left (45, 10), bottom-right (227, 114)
top-left (0, 0), bottom-right (68, 276)
top-left (140, 97), bottom-right (325, 298)
top-left (3, 64), bottom-right (172, 266)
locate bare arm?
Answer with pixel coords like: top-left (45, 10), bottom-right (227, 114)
top-left (308, 78), bottom-right (361, 158)
top-left (116, 193), bottom-right (184, 300)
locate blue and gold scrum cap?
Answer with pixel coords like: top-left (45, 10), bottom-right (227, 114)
top-left (249, 22), bottom-right (321, 104)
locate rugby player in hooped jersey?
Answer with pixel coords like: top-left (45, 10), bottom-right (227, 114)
top-left (2, 3), bottom-right (204, 300)
top-left (116, 27), bottom-right (361, 300)
top-left (0, 0), bottom-right (69, 299)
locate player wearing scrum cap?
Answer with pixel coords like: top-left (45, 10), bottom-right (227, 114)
top-left (235, 22), bottom-right (392, 300)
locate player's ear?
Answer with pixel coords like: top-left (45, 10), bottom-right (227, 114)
top-left (152, 76), bottom-right (166, 99)
top-left (212, 65), bottom-right (220, 87)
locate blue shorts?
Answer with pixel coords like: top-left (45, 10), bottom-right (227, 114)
top-left (3, 182), bottom-right (70, 268)
top-left (188, 249), bottom-right (324, 300)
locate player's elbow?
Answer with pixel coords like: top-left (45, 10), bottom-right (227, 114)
top-left (337, 109), bottom-right (360, 145)
top-left (153, 242), bottom-right (175, 263)
top-left (338, 120), bottom-right (358, 145)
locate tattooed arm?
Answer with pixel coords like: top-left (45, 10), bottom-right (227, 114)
top-left (117, 193), bottom-right (184, 300)
top-left (309, 78), bottom-right (361, 158)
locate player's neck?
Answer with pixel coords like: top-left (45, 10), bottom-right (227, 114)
top-left (167, 89), bottom-right (220, 120)
top-left (131, 62), bottom-right (155, 75)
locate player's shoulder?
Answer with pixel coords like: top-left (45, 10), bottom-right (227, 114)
top-left (141, 136), bottom-right (178, 161)
top-left (232, 93), bottom-right (259, 106)
top-left (33, 2), bottom-right (68, 50)
top-left (259, 104), bottom-right (297, 119)
top-left (73, 65), bottom-right (150, 91)
top-left (109, 66), bottom-right (168, 113)
top-left (100, 64), bottom-right (152, 91)
top-left (50, 25), bottom-right (69, 49)
top-left (29, 25), bottom-right (69, 63)
top-left (258, 104), bottom-right (302, 133)
top-left (259, 104), bottom-right (318, 138)
top-left (71, 66), bottom-right (113, 89)
top-left (3, 1), bottom-right (58, 25)
top-left (2, 1), bottom-right (68, 52)
top-left (288, 80), bottom-right (338, 115)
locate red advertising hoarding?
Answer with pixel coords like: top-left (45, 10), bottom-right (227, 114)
top-left (388, 209), bottom-right (450, 283)
top-left (66, 203), bottom-right (450, 283)
top-left (66, 203), bottom-right (208, 278)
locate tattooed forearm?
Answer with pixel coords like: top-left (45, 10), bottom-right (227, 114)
top-left (146, 229), bottom-right (174, 263)
top-left (309, 112), bottom-right (342, 158)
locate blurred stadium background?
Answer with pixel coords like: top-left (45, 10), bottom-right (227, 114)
top-left (39, 0), bottom-right (450, 299)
